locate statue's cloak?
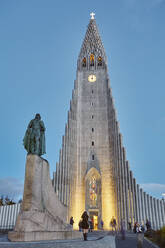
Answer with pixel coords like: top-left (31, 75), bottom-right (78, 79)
top-left (23, 120), bottom-right (46, 156)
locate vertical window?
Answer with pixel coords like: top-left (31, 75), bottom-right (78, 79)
top-left (90, 54), bottom-right (94, 66)
top-left (92, 115), bottom-right (94, 119)
top-left (91, 102), bottom-right (93, 106)
top-left (82, 57), bottom-right (86, 67)
top-left (89, 177), bottom-right (97, 207)
top-left (92, 155), bottom-right (94, 160)
top-left (92, 128), bottom-right (94, 132)
top-left (92, 90), bottom-right (94, 94)
top-left (92, 141), bottom-right (94, 146)
top-left (98, 56), bottom-right (102, 66)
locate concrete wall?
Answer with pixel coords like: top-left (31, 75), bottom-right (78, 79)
top-left (0, 203), bottom-right (20, 230)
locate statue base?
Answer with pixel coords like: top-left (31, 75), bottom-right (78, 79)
top-left (8, 155), bottom-right (81, 241)
top-left (8, 230), bottom-right (81, 242)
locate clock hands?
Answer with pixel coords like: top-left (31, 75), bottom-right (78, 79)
top-left (88, 74), bottom-right (96, 82)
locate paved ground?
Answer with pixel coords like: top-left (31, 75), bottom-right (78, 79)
top-left (0, 231), bottom-right (159, 248)
top-left (0, 231), bottom-right (115, 248)
top-left (116, 232), bottom-right (159, 248)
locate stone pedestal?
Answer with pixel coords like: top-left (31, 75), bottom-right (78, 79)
top-left (8, 155), bottom-right (81, 241)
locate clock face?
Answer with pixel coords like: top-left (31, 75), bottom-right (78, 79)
top-left (88, 74), bottom-right (96, 83)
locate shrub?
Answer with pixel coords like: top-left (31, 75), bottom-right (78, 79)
top-left (147, 226), bottom-right (165, 248)
top-left (161, 226), bottom-right (165, 247)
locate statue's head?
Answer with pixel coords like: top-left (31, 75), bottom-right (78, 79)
top-left (35, 113), bottom-right (41, 120)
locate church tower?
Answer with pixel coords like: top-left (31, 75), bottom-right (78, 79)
top-left (53, 14), bottom-right (165, 230)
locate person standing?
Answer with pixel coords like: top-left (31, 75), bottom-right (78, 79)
top-left (146, 219), bottom-right (151, 231)
top-left (81, 211), bottom-right (89, 241)
top-left (70, 216), bottom-right (74, 229)
top-left (100, 219), bottom-right (104, 230)
top-left (89, 219), bottom-right (93, 232)
top-left (128, 221), bottom-right (132, 231)
top-left (121, 219), bottom-right (126, 240)
top-left (110, 216), bottom-right (117, 234)
top-left (136, 223), bottom-right (145, 248)
top-left (133, 222), bottom-right (138, 233)
top-left (78, 219), bottom-right (82, 232)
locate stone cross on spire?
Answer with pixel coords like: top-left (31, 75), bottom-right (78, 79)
top-left (90, 12), bottom-right (95, 20)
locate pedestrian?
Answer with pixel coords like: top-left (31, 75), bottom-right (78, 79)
top-left (145, 219), bottom-right (151, 231)
top-left (70, 216), bottom-right (74, 229)
top-left (78, 219), bottom-right (82, 232)
top-left (88, 219), bottom-right (93, 232)
top-left (120, 219), bottom-right (126, 240)
top-left (100, 219), bottom-right (104, 230)
top-left (128, 221), bottom-right (132, 231)
top-left (110, 216), bottom-right (117, 234)
top-left (81, 211), bottom-right (89, 241)
top-left (136, 223), bottom-right (145, 248)
top-left (133, 222), bottom-right (138, 233)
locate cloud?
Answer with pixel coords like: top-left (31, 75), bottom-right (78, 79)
top-left (140, 183), bottom-right (165, 199)
top-left (0, 177), bottom-right (23, 201)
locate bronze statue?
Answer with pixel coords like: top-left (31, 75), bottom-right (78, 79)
top-left (23, 114), bottom-right (46, 156)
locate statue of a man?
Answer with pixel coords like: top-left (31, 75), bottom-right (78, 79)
top-left (23, 114), bottom-right (46, 156)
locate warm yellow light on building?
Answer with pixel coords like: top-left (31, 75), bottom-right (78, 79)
top-left (70, 165), bottom-right (117, 231)
top-left (70, 188), bottom-right (85, 230)
top-left (101, 175), bottom-right (116, 230)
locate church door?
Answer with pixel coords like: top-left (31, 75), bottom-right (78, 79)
top-left (85, 168), bottom-right (101, 230)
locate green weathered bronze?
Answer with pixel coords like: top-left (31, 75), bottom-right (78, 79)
top-left (23, 114), bottom-right (46, 156)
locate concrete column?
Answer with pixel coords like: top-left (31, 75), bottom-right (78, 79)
top-left (118, 134), bottom-right (123, 223)
top-left (119, 134), bottom-right (126, 222)
top-left (159, 200), bottom-right (164, 228)
top-left (59, 149), bottom-right (62, 201)
top-left (160, 200), bottom-right (165, 226)
top-left (157, 199), bottom-right (161, 228)
top-left (114, 120), bottom-right (119, 223)
top-left (66, 123), bottom-right (70, 208)
top-left (140, 189), bottom-right (144, 224)
top-left (142, 192), bottom-right (146, 224)
top-left (61, 136), bottom-right (65, 204)
top-left (150, 197), bottom-right (156, 230)
top-left (163, 200), bottom-right (165, 225)
top-left (127, 162), bottom-right (133, 225)
top-left (130, 172), bottom-right (136, 224)
top-left (115, 121), bottom-right (121, 228)
top-left (55, 163), bottom-right (59, 195)
top-left (147, 194), bottom-right (151, 225)
top-left (149, 196), bottom-right (153, 229)
top-left (153, 198), bottom-right (158, 229)
top-left (164, 201), bottom-right (165, 226)
top-left (133, 178), bottom-right (138, 222)
top-left (53, 171), bottom-right (56, 191)
top-left (122, 148), bottom-right (129, 228)
top-left (67, 119), bottom-right (73, 218)
top-left (137, 185), bottom-right (141, 223)
top-left (112, 113), bottom-right (118, 222)
top-left (144, 192), bottom-right (148, 223)
top-left (64, 124), bottom-right (69, 205)
top-left (67, 118), bottom-right (73, 208)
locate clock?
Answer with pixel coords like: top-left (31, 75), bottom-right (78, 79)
top-left (88, 74), bottom-right (96, 83)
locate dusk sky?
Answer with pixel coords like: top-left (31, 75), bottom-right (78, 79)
top-left (0, 0), bottom-right (165, 201)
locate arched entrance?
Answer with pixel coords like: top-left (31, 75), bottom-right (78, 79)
top-left (85, 167), bottom-right (101, 230)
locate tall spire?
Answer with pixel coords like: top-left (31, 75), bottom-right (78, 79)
top-left (78, 14), bottom-right (107, 69)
